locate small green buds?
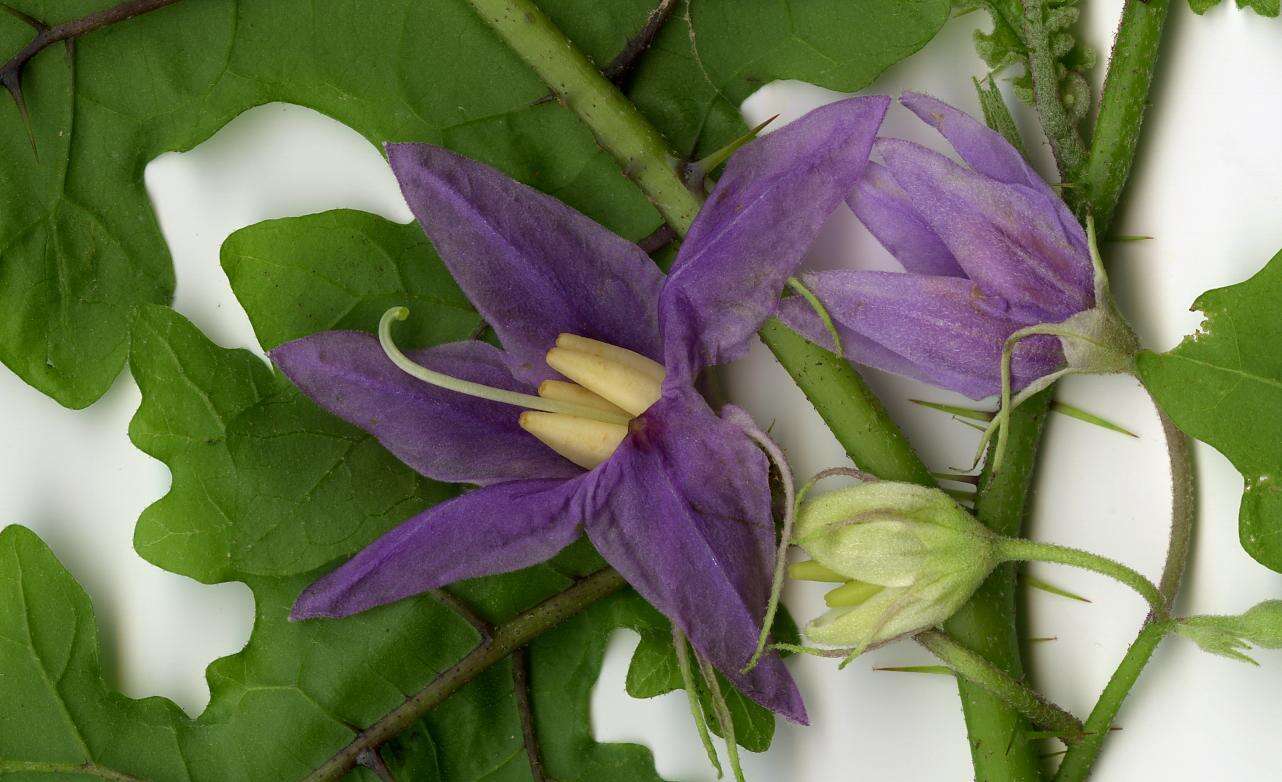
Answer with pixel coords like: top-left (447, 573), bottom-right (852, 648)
top-left (1175, 601), bottom-right (1282, 664)
top-left (790, 482), bottom-right (999, 656)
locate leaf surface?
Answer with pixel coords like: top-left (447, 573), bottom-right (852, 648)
top-left (0, 522), bottom-right (673, 781)
top-left (0, 0), bottom-right (948, 407)
top-left (1139, 251), bottom-right (1282, 571)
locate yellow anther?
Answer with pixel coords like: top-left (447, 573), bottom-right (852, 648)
top-left (538, 380), bottom-right (629, 417)
top-left (519, 412), bottom-right (629, 470)
top-left (824, 580), bottom-right (884, 608)
top-left (555, 334), bottom-right (665, 382)
top-left (546, 346), bottom-right (663, 417)
top-left (787, 560), bottom-right (848, 583)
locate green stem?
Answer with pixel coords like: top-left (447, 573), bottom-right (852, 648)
top-left (1051, 620), bottom-right (1172, 782)
top-left (1052, 400), bottom-right (1195, 781)
top-left (305, 568), bottom-right (627, 782)
top-left (1085, 0), bottom-right (1171, 235)
top-left (996, 538), bottom-right (1163, 612)
top-left (757, 320), bottom-right (934, 485)
top-left (946, 390), bottom-right (1053, 782)
top-left (1042, 3), bottom-right (1182, 771)
top-left (1154, 403), bottom-right (1195, 610)
top-left (917, 629), bottom-right (1085, 744)
top-left (673, 627), bottom-right (724, 777)
top-left (1019, 0), bottom-right (1089, 188)
top-left (465, 0), bottom-right (700, 233)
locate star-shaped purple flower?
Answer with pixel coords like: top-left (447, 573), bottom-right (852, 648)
top-left (272, 96), bottom-right (890, 723)
top-left (779, 92), bottom-right (1096, 400)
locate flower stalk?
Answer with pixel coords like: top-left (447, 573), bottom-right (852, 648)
top-left (994, 538), bottom-right (1163, 612)
top-left (305, 568), bottom-right (628, 782)
top-left (917, 629), bottom-right (1085, 744)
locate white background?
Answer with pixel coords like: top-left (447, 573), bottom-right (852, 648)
top-left (2, 2), bottom-right (1280, 779)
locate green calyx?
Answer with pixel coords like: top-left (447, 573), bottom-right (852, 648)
top-left (979, 216), bottom-right (1142, 473)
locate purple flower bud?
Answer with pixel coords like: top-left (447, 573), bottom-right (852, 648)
top-left (778, 92), bottom-right (1134, 402)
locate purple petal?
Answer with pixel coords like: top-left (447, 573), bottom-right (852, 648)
top-left (272, 332), bottom-right (582, 485)
top-left (901, 92), bottom-right (1048, 193)
top-left (292, 477), bottom-right (585, 619)
top-left (777, 271), bottom-right (1064, 399)
top-left (660, 96), bottom-right (889, 380)
top-left (848, 162), bottom-right (965, 277)
top-left (900, 91), bottom-right (1089, 263)
top-left (579, 391), bottom-right (807, 722)
top-left (386, 143), bottom-right (664, 385)
top-left (876, 138), bottom-right (1093, 319)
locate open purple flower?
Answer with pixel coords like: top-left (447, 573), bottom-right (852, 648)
top-left (778, 92), bottom-right (1136, 468)
top-left (271, 96), bottom-right (890, 723)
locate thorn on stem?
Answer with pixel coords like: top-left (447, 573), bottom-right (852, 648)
top-left (2, 72), bottom-right (38, 159)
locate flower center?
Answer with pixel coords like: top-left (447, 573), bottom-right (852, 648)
top-left (378, 307), bottom-right (664, 470)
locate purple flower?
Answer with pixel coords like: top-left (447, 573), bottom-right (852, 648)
top-left (778, 92), bottom-right (1099, 401)
top-left (271, 96), bottom-right (890, 723)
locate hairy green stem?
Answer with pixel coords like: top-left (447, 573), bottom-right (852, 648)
top-left (1085, 0), bottom-right (1171, 235)
top-left (1052, 401), bottom-right (1195, 781)
top-left (1041, 5), bottom-right (1183, 776)
top-left (465, 0), bottom-right (700, 232)
top-left (1051, 620), bottom-right (1171, 782)
top-left (947, 391), bottom-right (1053, 782)
top-left (757, 320), bottom-right (934, 485)
top-left (966, 2), bottom-right (1174, 777)
top-left (1153, 384), bottom-right (1196, 612)
top-left (305, 568), bottom-right (627, 782)
top-left (996, 538), bottom-right (1164, 612)
top-left (1019, 0), bottom-right (1089, 188)
top-left (918, 629), bottom-right (1085, 744)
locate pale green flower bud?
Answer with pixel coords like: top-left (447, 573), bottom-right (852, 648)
top-left (791, 482), bottom-right (999, 652)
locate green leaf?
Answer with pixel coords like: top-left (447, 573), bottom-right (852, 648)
top-left (1138, 250), bottom-right (1282, 572)
top-left (1, 0), bottom-right (948, 408)
top-left (684, 0), bottom-right (950, 105)
top-left (0, 523), bottom-right (671, 781)
top-left (1187, 0), bottom-right (1279, 17)
top-left (128, 303), bottom-right (461, 582)
top-left (625, 605), bottom-right (800, 753)
top-left (221, 209), bottom-right (479, 352)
